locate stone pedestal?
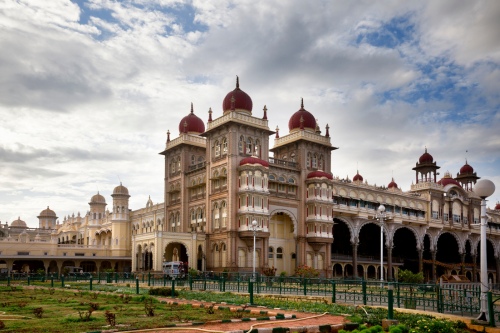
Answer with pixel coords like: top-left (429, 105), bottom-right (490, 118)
top-left (382, 319), bottom-right (399, 330)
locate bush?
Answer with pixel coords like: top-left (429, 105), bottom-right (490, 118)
top-left (262, 266), bottom-right (277, 277)
top-left (149, 287), bottom-right (179, 297)
top-left (294, 265), bottom-right (319, 278)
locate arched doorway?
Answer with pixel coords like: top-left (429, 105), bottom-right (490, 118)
top-left (164, 243), bottom-right (188, 265)
top-left (393, 227), bottom-right (418, 272)
top-left (269, 212), bottom-right (295, 275)
top-left (436, 232), bottom-right (461, 277)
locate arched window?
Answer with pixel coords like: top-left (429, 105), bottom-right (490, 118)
top-left (214, 140), bottom-right (220, 157)
top-left (221, 201), bottom-right (227, 228)
top-left (268, 246), bottom-right (274, 259)
top-left (239, 136), bottom-right (244, 154)
top-left (213, 203), bottom-right (220, 229)
top-left (312, 154), bottom-right (318, 169)
top-left (222, 137), bottom-right (228, 155)
top-left (255, 139), bottom-right (260, 157)
top-left (307, 153), bottom-right (311, 168)
top-left (246, 137), bottom-right (253, 155)
top-left (277, 247), bottom-right (283, 259)
top-left (191, 155), bottom-right (196, 165)
top-left (318, 155), bottom-right (324, 170)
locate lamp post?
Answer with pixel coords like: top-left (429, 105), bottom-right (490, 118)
top-left (251, 220), bottom-right (258, 282)
top-left (377, 204), bottom-right (387, 283)
top-left (474, 179), bottom-right (495, 322)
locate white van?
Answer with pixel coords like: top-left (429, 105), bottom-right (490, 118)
top-left (162, 261), bottom-right (185, 278)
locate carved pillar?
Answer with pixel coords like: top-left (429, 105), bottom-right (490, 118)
top-left (496, 257), bottom-right (500, 284)
top-left (386, 245), bottom-right (393, 281)
top-left (472, 254), bottom-right (477, 282)
top-left (352, 242), bottom-right (358, 278)
top-left (431, 250), bottom-right (437, 282)
top-left (325, 243), bottom-right (332, 278)
top-left (461, 253), bottom-right (466, 275)
top-left (418, 249), bottom-right (423, 273)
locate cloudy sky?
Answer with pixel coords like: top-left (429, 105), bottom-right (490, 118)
top-left (1, 0), bottom-right (499, 227)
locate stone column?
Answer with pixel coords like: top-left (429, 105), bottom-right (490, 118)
top-left (418, 249), bottom-right (423, 273)
top-left (472, 254), bottom-right (477, 282)
top-left (460, 253), bottom-right (466, 275)
top-left (496, 257), bottom-right (500, 284)
top-left (431, 250), bottom-right (437, 282)
top-left (352, 242), bottom-right (358, 278)
top-left (386, 245), bottom-right (393, 281)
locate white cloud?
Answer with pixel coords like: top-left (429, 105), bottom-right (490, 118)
top-left (1, 0), bottom-right (499, 227)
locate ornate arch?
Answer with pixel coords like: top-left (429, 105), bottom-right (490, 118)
top-left (393, 225), bottom-right (422, 250)
top-left (269, 208), bottom-right (298, 236)
top-left (334, 216), bottom-right (356, 244)
top-left (436, 230), bottom-right (465, 254)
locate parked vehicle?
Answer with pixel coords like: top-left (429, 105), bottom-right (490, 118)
top-left (162, 261), bottom-right (186, 278)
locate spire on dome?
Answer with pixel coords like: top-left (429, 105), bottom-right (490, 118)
top-left (325, 124), bottom-right (330, 138)
top-left (208, 107), bottom-right (212, 122)
top-left (167, 130), bottom-right (170, 142)
top-left (301, 98), bottom-right (304, 109)
top-left (263, 105), bottom-right (267, 120)
top-left (190, 102), bottom-right (194, 114)
top-left (275, 126), bottom-right (279, 138)
top-left (236, 75), bottom-right (239, 89)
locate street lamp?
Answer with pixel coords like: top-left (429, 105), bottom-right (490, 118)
top-left (474, 179), bottom-right (496, 322)
top-left (377, 204), bottom-right (387, 282)
top-left (251, 220), bottom-right (259, 281)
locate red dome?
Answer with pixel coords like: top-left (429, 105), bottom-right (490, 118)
top-left (307, 170), bottom-right (333, 180)
top-left (239, 156), bottom-right (269, 167)
top-left (438, 172), bottom-right (461, 187)
top-left (459, 161), bottom-right (474, 174)
top-left (222, 77), bottom-right (253, 113)
top-left (353, 171), bottom-right (363, 182)
top-left (288, 98), bottom-right (317, 131)
top-left (495, 202), bottom-right (500, 210)
top-left (179, 104), bottom-right (205, 134)
top-left (419, 148), bottom-right (434, 163)
top-left (388, 178), bottom-right (398, 189)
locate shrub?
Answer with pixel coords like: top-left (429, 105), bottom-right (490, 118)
top-left (144, 297), bottom-right (155, 317)
top-left (33, 307), bottom-right (44, 318)
top-left (149, 287), bottom-right (179, 297)
top-left (294, 265), bottom-right (319, 278)
top-left (104, 310), bottom-right (116, 326)
top-left (88, 302), bottom-right (99, 311)
top-left (0, 320), bottom-right (4, 329)
top-left (262, 266), bottom-right (277, 277)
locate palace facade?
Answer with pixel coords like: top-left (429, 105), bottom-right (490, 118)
top-left (2, 78), bottom-right (500, 282)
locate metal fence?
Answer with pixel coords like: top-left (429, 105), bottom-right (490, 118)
top-left (0, 272), bottom-right (497, 322)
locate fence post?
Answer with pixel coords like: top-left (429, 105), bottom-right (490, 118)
top-left (437, 285), bottom-right (442, 313)
top-left (488, 292), bottom-right (495, 327)
top-left (222, 275), bottom-right (225, 292)
top-left (396, 282), bottom-right (400, 308)
top-left (332, 281), bottom-right (336, 303)
top-left (171, 278), bottom-right (176, 297)
top-left (362, 280), bottom-right (367, 305)
top-left (61, 275), bottom-right (65, 288)
top-left (189, 275), bottom-right (193, 290)
top-left (303, 278), bottom-right (307, 296)
top-left (148, 272), bottom-right (151, 287)
top-left (136, 277), bottom-right (139, 294)
top-left (27, 276), bottom-right (30, 286)
top-left (90, 276), bottom-right (93, 291)
top-left (115, 272), bottom-right (118, 283)
top-left (50, 275), bottom-right (53, 288)
top-left (387, 283), bottom-right (394, 320)
top-left (203, 274), bottom-right (207, 291)
top-left (249, 279), bottom-right (254, 305)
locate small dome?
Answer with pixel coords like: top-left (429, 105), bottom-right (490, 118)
top-left (178, 103), bottom-right (205, 134)
top-left (388, 178), bottom-right (398, 189)
top-left (353, 171), bottom-right (363, 182)
top-left (288, 98), bottom-right (316, 131)
top-left (10, 217), bottom-right (27, 228)
top-left (438, 172), bottom-right (461, 187)
top-left (419, 148), bottom-right (434, 164)
top-left (222, 76), bottom-right (253, 113)
top-left (495, 202), bottom-right (500, 210)
top-left (239, 156), bottom-right (269, 167)
top-left (459, 161), bottom-right (474, 174)
top-left (39, 206), bottom-right (56, 218)
top-left (90, 192), bottom-right (106, 204)
top-left (307, 170), bottom-right (333, 180)
top-left (112, 183), bottom-right (130, 196)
